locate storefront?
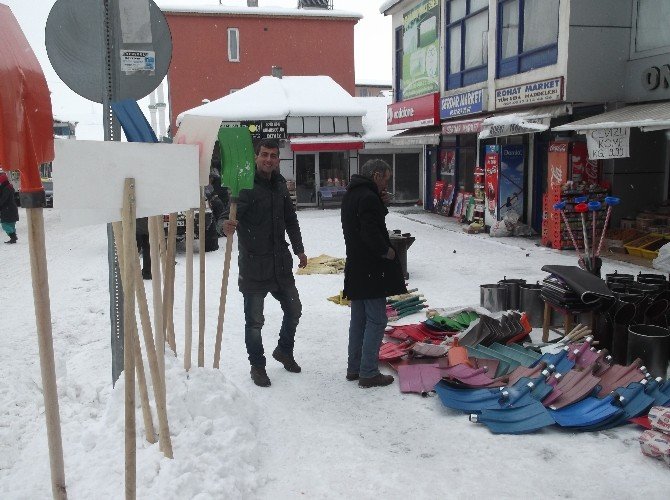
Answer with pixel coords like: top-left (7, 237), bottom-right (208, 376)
top-left (386, 92), bottom-right (441, 207)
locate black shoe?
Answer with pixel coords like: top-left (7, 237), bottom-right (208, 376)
top-left (358, 373), bottom-right (394, 388)
top-left (250, 366), bottom-right (271, 387)
top-left (5, 233), bottom-right (17, 244)
top-left (142, 270), bottom-right (152, 280)
top-left (346, 373), bottom-right (359, 381)
top-left (272, 347), bottom-right (301, 373)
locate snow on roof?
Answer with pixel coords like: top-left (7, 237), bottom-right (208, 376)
top-left (379, 0), bottom-right (402, 14)
top-left (356, 96), bottom-right (404, 143)
top-left (158, 1), bottom-right (362, 19)
top-left (178, 75), bottom-right (365, 125)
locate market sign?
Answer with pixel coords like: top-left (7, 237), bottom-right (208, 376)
top-left (401, 0), bottom-right (440, 100)
top-left (441, 118), bottom-right (484, 135)
top-left (223, 120), bottom-right (287, 140)
top-left (387, 92), bottom-right (439, 130)
top-left (495, 77), bottom-right (563, 110)
top-left (440, 89), bottom-right (485, 119)
top-left (480, 117), bottom-right (548, 138)
top-left (586, 128), bottom-right (630, 159)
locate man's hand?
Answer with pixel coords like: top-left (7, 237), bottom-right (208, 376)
top-left (298, 253), bottom-right (308, 268)
top-left (384, 247), bottom-right (396, 260)
top-left (222, 219), bottom-right (238, 237)
top-left (380, 190), bottom-right (393, 206)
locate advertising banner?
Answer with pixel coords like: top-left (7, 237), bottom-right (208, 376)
top-left (440, 89), bottom-right (485, 119)
top-left (499, 145), bottom-right (525, 220)
top-left (570, 141), bottom-right (599, 184)
top-left (484, 145), bottom-right (500, 224)
top-left (401, 0), bottom-right (440, 100)
top-left (495, 77), bottom-right (563, 109)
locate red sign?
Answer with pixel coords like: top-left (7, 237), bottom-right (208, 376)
top-left (570, 142), bottom-right (599, 184)
top-left (485, 152), bottom-right (499, 217)
top-left (387, 93), bottom-right (440, 131)
top-left (441, 118), bottom-right (484, 135)
top-left (548, 141), bottom-right (569, 189)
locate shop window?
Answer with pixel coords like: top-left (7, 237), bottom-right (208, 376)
top-left (633, 0), bottom-right (670, 55)
top-left (395, 27), bottom-right (403, 101)
top-left (395, 153), bottom-right (420, 201)
top-left (446, 0), bottom-right (489, 90)
top-left (497, 0), bottom-right (559, 78)
top-left (319, 152), bottom-right (348, 187)
top-left (228, 28), bottom-right (240, 62)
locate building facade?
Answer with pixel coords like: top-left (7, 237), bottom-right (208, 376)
top-left (163, 3), bottom-right (360, 133)
top-left (382, 0), bottom-right (670, 239)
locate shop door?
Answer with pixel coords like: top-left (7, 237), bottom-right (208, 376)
top-left (296, 154), bottom-right (317, 206)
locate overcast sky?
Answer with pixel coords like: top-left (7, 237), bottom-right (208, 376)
top-left (3, 0), bottom-right (391, 140)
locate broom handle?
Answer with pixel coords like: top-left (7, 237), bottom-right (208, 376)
top-left (213, 201), bottom-right (237, 368)
top-left (596, 206), bottom-right (613, 257)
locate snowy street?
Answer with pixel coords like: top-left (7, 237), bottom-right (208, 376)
top-left (0, 207), bottom-right (667, 499)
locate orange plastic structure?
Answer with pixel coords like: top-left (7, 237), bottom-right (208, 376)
top-left (0, 5), bottom-right (54, 193)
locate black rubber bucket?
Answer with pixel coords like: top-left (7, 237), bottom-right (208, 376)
top-left (498, 277), bottom-right (526, 311)
top-left (637, 272), bottom-right (668, 288)
top-left (519, 284), bottom-right (543, 327)
top-left (611, 303), bottom-right (636, 364)
top-left (480, 284), bottom-right (507, 313)
top-left (627, 324), bottom-right (670, 378)
top-left (606, 272), bottom-right (635, 287)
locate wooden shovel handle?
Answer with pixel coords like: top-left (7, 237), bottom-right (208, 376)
top-left (213, 202), bottom-right (237, 368)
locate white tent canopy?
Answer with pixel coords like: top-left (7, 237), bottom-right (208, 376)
top-left (177, 75), bottom-right (365, 126)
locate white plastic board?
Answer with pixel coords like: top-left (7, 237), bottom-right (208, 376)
top-left (53, 139), bottom-right (199, 226)
top-left (174, 114), bottom-right (223, 186)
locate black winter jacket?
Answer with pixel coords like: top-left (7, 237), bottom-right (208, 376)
top-left (341, 174), bottom-right (407, 300)
top-left (236, 171), bottom-right (304, 294)
top-left (0, 181), bottom-right (19, 223)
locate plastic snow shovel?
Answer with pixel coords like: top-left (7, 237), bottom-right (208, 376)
top-left (580, 381), bottom-right (656, 431)
top-left (549, 394), bottom-right (623, 428)
top-left (435, 377), bottom-right (546, 412)
top-left (398, 363), bottom-right (442, 394)
top-left (471, 401), bottom-right (556, 434)
top-left (645, 377), bottom-right (670, 406)
top-left (213, 127), bottom-right (256, 368)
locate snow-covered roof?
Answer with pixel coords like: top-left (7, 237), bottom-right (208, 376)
top-left (158, 2), bottom-right (362, 19)
top-left (379, 0), bottom-right (403, 14)
top-left (553, 102), bottom-right (670, 132)
top-left (178, 75), bottom-right (365, 125)
top-left (356, 96), bottom-right (404, 143)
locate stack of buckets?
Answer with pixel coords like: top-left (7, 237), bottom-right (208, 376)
top-left (480, 278), bottom-right (546, 327)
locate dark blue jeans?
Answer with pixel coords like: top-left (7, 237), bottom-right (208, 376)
top-left (347, 298), bottom-right (388, 378)
top-left (243, 283), bottom-right (302, 367)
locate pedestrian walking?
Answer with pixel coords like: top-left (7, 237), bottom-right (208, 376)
top-left (0, 172), bottom-right (19, 244)
top-left (222, 139), bottom-right (307, 387)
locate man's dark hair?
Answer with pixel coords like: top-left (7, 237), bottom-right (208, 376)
top-left (254, 138), bottom-right (280, 154)
top-left (360, 159), bottom-right (391, 179)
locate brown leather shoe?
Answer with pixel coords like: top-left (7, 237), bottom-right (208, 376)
top-left (358, 373), bottom-right (394, 388)
top-left (250, 366), bottom-right (271, 387)
top-left (272, 347), bottom-right (301, 373)
top-left (346, 373), bottom-right (359, 381)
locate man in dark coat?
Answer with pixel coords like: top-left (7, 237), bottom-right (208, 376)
top-left (223, 139), bottom-right (307, 387)
top-left (341, 159), bottom-right (406, 388)
top-left (0, 172), bottom-right (19, 244)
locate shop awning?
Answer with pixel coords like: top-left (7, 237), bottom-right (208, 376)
top-left (552, 102), bottom-right (670, 133)
top-left (290, 134), bottom-right (364, 152)
top-left (389, 126), bottom-right (440, 146)
top-left (478, 103), bottom-right (572, 139)
top-left (442, 117), bottom-right (486, 135)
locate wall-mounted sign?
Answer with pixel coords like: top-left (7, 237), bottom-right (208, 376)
top-left (642, 64), bottom-right (670, 90)
top-left (495, 77), bottom-right (563, 109)
top-left (223, 120), bottom-right (287, 140)
top-left (480, 118), bottom-right (548, 139)
top-left (586, 128), bottom-right (630, 159)
top-left (120, 49), bottom-right (155, 75)
top-left (401, 0), bottom-right (440, 100)
top-left (387, 92), bottom-right (439, 130)
top-left (442, 118), bottom-right (484, 135)
top-left (440, 89), bottom-right (485, 119)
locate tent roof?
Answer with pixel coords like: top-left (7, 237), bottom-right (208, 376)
top-left (177, 75), bottom-right (365, 125)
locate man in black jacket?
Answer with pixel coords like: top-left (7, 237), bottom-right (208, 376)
top-left (223, 139), bottom-right (307, 387)
top-left (0, 172), bottom-right (19, 244)
top-left (341, 159), bottom-right (407, 388)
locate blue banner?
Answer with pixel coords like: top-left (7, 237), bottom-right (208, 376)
top-left (499, 145), bottom-right (525, 220)
top-left (440, 89), bottom-right (484, 119)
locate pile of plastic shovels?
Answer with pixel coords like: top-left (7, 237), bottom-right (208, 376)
top-left (386, 289), bottom-right (428, 321)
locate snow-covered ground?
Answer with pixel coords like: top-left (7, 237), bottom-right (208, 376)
top-left (0, 207), bottom-right (667, 499)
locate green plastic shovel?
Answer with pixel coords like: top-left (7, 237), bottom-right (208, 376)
top-left (213, 127), bottom-right (256, 368)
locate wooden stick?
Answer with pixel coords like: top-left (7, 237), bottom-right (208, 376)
top-left (121, 179), bottom-right (137, 500)
top-left (112, 222), bottom-right (156, 446)
top-left (213, 201), bottom-right (237, 368)
top-left (133, 252), bottom-right (173, 458)
top-left (184, 209), bottom-right (194, 371)
top-left (198, 190), bottom-right (206, 367)
top-left (163, 212), bottom-right (177, 354)
top-left (148, 216), bottom-right (165, 379)
top-left (26, 207), bottom-right (67, 499)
